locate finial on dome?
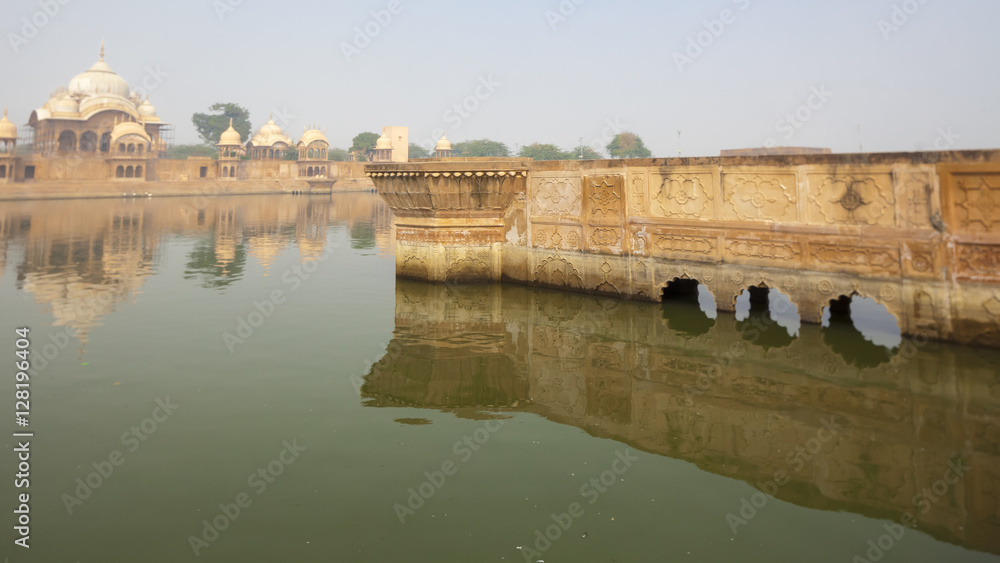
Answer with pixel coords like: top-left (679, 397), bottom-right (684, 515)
top-left (100, 39), bottom-right (105, 61)
top-left (229, 118), bottom-right (233, 127)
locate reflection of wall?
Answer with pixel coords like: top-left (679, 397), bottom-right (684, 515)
top-left (0, 193), bottom-right (394, 343)
top-left (364, 280), bottom-right (1000, 556)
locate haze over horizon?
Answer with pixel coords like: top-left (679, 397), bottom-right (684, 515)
top-left (1, 0), bottom-right (997, 156)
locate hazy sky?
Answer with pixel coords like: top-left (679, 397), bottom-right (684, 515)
top-left (1, 0), bottom-right (997, 156)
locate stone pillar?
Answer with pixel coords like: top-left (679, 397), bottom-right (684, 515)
top-left (367, 161), bottom-right (529, 283)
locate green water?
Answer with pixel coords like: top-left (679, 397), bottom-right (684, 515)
top-left (0, 193), bottom-right (998, 562)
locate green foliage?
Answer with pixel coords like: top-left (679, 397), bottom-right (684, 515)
top-left (328, 148), bottom-right (349, 161)
top-left (452, 139), bottom-right (510, 157)
top-left (350, 132), bottom-right (380, 161)
top-left (408, 143), bottom-right (430, 159)
top-left (606, 132), bottom-right (652, 159)
top-left (163, 144), bottom-right (217, 160)
top-left (283, 148), bottom-right (298, 161)
top-left (518, 143), bottom-right (573, 160)
top-left (568, 145), bottom-right (604, 160)
top-left (191, 103), bottom-right (252, 146)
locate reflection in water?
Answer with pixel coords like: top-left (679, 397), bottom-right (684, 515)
top-left (0, 194), bottom-right (394, 346)
top-left (366, 280), bottom-right (1000, 557)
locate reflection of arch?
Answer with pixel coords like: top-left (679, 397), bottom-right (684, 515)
top-left (125, 166), bottom-right (134, 178)
top-left (100, 132), bottom-right (111, 152)
top-left (58, 130), bottom-right (77, 151)
top-left (116, 165), bottom-right (124, 178)
top-left (80, 131), bottom-right (98, 152)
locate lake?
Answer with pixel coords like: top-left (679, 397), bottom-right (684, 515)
top-left (1, 192), bottom-right (997, 562)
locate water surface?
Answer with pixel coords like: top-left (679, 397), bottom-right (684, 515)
top-left (1, 193), bottom-right (997, 562)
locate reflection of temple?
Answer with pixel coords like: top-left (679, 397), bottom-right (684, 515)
top-left (364, 280), bottom-right (1000, 556)
top-left (0, 193), bottom-right (395, 344)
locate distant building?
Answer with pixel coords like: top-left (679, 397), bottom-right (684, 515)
top-left (720, 147), bottom-right (833, 157)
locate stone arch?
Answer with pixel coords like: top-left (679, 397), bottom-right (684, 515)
top-left (308, 148), bottom-right (314, 158)
top-left (661, 276), bottom-right (718, 336)
top-left (116, 165), bottom-right (124, 178)
top-left (135, 165), bottom-right (143, 178)
top-left (100, 132), bottom-right (111, 152)
top-left (735, 283), bottom-right (801, 340)
top-left (58, 130), bottom-right (77, 151)
top-left (80, 131), bottom-right (98, 152)
top-left (822, 292), bottom-right (901, 351)
top-left (125, 166), bottom-right (134, 178)
top-left (127, 143), bottom-right (135, 154)
top-left (0, 164), bottom-right (6, 178)
top-left (118, 143), bottom-right (126, 153)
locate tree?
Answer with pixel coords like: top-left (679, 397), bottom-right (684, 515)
top-left (452, 139), bottom-right (510, 157)
top-left (283, 147), bottom-right (298, 161)
top-left (328, 148), bottom-right (349, 161)
top-left (408, 143), bottom-right (430, 159)
top-left (518, 143), bottom-right (573, 160)
top-left (192, 103), bottom-right (251, 145)
top-left (606, 132), bottom-right (652, 159)
top-left (350, 132), bottom-right (380, 161)
top-left (568, 145), bottom-right (604, 160)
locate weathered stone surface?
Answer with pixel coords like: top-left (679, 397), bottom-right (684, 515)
top-left (369, 151), bottom-right (1000, 346)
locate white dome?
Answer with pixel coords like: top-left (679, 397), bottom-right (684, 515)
top-left (138, 98), bottom-right (157, 117)
top-left (53, 95), bottom-right (79, 114)
top-left (68, 58), bottom-right (130, 98)
top-left (218, 118), bottom-right (242, 145)
top-left (435, 133), bottom-right (452, 152)
top-left (375, 134), bottom-right (392, 150)
top-left (0, 109), bottom-right (17, 139)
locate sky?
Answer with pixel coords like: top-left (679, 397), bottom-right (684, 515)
top-left (1, 0), bottom-right (997, 156)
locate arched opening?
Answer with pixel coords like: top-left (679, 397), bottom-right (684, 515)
top-left (308, 148), bottom-right (314, 158)
top-left (135, 165), bottom-right (142, 177)
top-left (0, 164), bottom-right (6, 178)
top-left (322, 149), bottom-right (327, 159)
top-left (322, 166), bottom-right (327, 176)
top-left (58, 130), bottom-right (77, 152)
top-left (116, 165), bottom-right (124, 178)
top-left (307, 166), bottom-right (314, 177)
top-left (734, 285), bottom-right (800, 347)
top-left (125, 166), bottom-right (134, 178)
top-left (268, 149), bottom-right (274, 159)
top-left (80, 131), bottom-right (98, 152)
top-left (127, 143), bottom-right (135, 154)
top-left (137, 144), bottom-right (144, 154)
top-left (118, 143), bottom-right (126, 153)
top-left (661, 277), bottom-right (717, 337)
top-left (821, 294), bottom-right (901, 367)
top-left (100, 132), bottom-right (111, 152)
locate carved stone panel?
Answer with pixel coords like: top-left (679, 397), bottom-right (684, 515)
top-left (651, 172), bottom-right (716, 219)
top-left (724, 239), bottom-right (802, 265)
top-left (956, 244), bottom-right (1000, 281)
top-left (897, 169), bottom-right (937, 230)
top-left (952, 174), bottom-right (1000, 233)
top-left (531, 177), bottom-right (582, 218)
top-left (531, 224), bottom-right (584, 252)
top-left (533, 255), bottom-right (585, 289)
top-left (649, 230), bottom-right (719, 262)
top-left (807, 173), bottom-right (895, 227)
top-left (809, 244), bottom-right (901, 275)
top-left (584, 175), bottom-right (625, 224)
top-left (628, 171), bottom-right (650, 217)
top-left (723, 173), bottom-right (798, 222)
top-left (585, 226), bottom-right (626, 255)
